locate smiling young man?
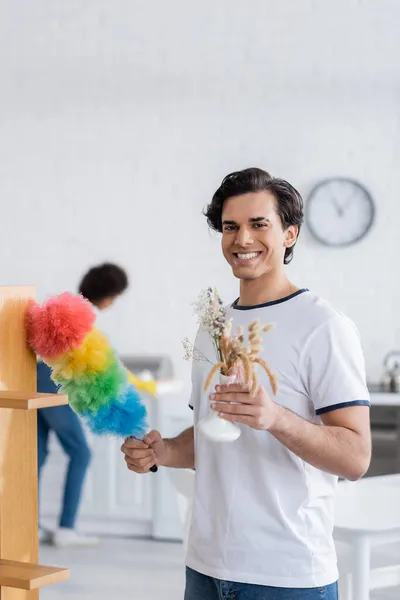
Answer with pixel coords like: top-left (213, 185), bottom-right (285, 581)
top-left (121, 168), bottom-right (371, 599)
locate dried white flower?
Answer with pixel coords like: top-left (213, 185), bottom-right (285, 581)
top-left (224, 319), bottom-right (233, 334)
top-left (192, 288), bottom-right (226, 343)
top-left (182, 338), bottom-right (213, 365)
top-left (185, 287), bottom-right (278, 395)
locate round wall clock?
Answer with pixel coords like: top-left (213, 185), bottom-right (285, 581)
top-left (306, 177), bottom-right (375, 246)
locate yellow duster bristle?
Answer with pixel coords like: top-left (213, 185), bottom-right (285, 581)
top-left (50, 328), bottom-right (114, 380)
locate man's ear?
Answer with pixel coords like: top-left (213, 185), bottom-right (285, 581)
top-left (284, 225), bottom-right (298, 248)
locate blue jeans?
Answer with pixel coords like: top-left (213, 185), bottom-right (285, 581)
top-left (184, 568), bottom-right (338, 600)
top-left (37, 362), bottom-right (91, 529)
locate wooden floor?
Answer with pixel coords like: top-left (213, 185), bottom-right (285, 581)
top-left (39, 537), bottom-right (400, 600)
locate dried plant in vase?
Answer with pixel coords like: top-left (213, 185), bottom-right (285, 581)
top-left (183, 288), bottom-right (278, 443)
top-left (203, 318), bottom-right (278, 397)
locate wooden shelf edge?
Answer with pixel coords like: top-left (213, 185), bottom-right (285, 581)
top-left (0, 559), bottom-right (69, 590)
top-left (0, 391), bottom-right (68, 410)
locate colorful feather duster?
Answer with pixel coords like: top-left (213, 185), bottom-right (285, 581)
top-left (26, 292), bottom-right (157, 472)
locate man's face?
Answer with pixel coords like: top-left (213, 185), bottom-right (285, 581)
top-left (221, 191), bottom-right (297, 280)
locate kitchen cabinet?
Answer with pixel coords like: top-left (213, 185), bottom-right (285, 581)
top-left (39, 355), bottom-right (191, 540)
top-left (39, 393), bottom-right (154, 537)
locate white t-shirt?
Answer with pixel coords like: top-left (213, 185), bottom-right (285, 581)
top-left (186, 288), bottom-right (370, 588)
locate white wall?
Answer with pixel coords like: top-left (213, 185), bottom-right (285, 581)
top-left (0, 0), bottom-right (399, 389)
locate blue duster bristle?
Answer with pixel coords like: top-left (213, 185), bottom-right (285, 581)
top-left (83, 385), bottom-right (148, 439)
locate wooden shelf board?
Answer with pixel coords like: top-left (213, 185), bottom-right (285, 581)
top-left (0, 391), bottom-right (68, 410)
top-left (0, 559), bottom-right (69, 590)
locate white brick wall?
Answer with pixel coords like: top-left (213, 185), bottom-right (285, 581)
top-left (0, 0), bottom-right (399, 390)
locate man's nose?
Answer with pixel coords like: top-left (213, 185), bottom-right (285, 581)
top-left (235, 227), bottom-right (254, 247)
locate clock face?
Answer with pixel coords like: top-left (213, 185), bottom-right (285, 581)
top-left (306, 178), bottom-right (375, 247)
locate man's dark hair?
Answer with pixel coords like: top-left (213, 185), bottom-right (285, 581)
top-left (204, 167), bottom-right (304, 264)
top-left (78, 263), bottom-right (128, 303)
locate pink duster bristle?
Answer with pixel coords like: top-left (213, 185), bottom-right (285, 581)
top-left (26, 292), bottom-right (96, 360)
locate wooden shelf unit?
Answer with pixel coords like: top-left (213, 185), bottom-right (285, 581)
top-left (0, 285), bottom-right (70, 599)
top-left (0, 560), bottom-right (69, 591)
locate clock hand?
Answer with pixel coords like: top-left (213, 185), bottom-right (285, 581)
top-left (340, 191), bottom-right (355, 214)
top-left (329, 194), bottom-right (344, 217)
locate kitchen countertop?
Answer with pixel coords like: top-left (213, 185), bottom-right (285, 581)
top-left (368, 382), bottom-right (396, 393)
top-left (368, 383), bottom-right (400, 406)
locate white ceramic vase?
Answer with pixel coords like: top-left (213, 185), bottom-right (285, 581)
top-left (198, 373), bottom-right (241, 442)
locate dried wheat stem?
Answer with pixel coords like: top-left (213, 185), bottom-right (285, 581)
top-left (204, 362), bottom-right (227, 391)
top-left (238, 352), bottom-right (259, 395)
top-left (250, 344), bottom-right (262, 356)
top-left (250, 369), bottom-right (259, 396)
top-left (220, 336), bottom-right (228, 362)
top-left (238, 352), bottom-right (253, 389)
top-left (252, 357), bottom-right (278, 396)
top-left (263, 324), bottom-right (274, 333)
top-left (248, 320), bottom-right (260, 333)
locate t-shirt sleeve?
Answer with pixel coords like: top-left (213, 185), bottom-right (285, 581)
top-left (303, 314), bottom-right (371, 415)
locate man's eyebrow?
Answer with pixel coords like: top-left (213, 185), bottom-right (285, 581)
top-left (221, 217), bottom-right (271, 225)
top-left (248, 217), bottom-right (270, 223)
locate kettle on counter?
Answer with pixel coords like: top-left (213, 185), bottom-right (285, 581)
top-left (382, 351), bottom-right (400, 392)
